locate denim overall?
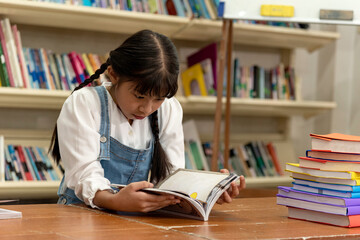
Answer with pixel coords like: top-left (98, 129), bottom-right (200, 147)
top-left (57, 86), bottom-right (154, 205)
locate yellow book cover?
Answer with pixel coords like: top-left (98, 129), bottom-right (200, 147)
top-left (181, 63), bottom-right (207, 97)
top-left (286, 163), bottom-right (360, 180)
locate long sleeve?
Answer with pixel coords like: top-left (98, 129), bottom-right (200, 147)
top-left (57, 88), bottom-right (111, 207)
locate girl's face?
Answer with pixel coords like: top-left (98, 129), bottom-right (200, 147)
top-left (113, 81), bottom-right (165, 122)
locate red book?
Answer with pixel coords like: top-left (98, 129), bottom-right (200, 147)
top-left (266, 143), bottom-right (284, 176)
top-left (15, 146), bottom-right (33, 181)
top-left (165, 0), bottom-right (177, 15)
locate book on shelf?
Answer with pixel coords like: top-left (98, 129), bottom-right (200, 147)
top-left (286, 162), bottom-right (360, 180)
top-left (3, 141), bottom-right (63, 181)
top-left (299, 156), bottom-right (360, 172)
top-left (111, 168), bottom-right (239, 221)
top-left (288, 207), bottom-right (360, 228)
top-left (310, 133), bottom-right (360, 153)
top-left (181, 63), bottom-right (208, 97)
top-left (183, 120), bottom-right (209, 171)
top-left (187, 43), bottom-right (217, 90)
top-left (0, 208), bottom-right (22, 220)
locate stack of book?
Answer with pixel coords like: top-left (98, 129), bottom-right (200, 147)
top-left (277, 133), bottom-right (360, 227)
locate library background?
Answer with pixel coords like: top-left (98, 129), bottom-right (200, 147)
top-left (0, 0), bottom-right (358, 203)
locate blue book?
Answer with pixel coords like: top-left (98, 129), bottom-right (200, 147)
top-left (293, 183), bottom-right (360, 198)
top-left (172, 0), bottom-right (186, 17)
top-left (293, 178), bottom-right (360, 192)
top-left (24, 147), bottom-right (41, 181)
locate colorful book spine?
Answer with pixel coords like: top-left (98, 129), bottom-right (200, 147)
top-left (0, 21), bottom-right (14, 87)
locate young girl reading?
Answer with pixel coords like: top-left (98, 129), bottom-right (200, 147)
top-left (51, 29), bottom-right (245, 213)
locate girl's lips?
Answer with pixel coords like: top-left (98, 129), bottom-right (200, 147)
top-left (134, 115), bottom-right (145, 120)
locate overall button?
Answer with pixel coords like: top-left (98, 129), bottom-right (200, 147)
top-left (60, 198), bottom-right (67, 204)
top-left (100, 136), bottom-right (107, 143)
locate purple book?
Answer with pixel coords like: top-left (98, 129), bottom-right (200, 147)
top-left (277, 186), bottom-right (360, 216)
top-left (187, 43), bottom-right (217, 89)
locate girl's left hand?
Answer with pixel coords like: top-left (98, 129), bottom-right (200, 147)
top-left (216, 169), bottom-right (246, 204)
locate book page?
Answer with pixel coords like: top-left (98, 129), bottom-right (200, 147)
top-left (156, 169), bottom-right (230, 202)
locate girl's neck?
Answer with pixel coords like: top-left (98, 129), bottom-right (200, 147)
top-left (107, 86), bottom-right (133, 125)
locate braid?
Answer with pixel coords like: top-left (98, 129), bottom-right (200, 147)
top-left (50, 61), bottom-right (109, 164)
top-left (73, 62), bottom-right (109, 92)
top-left (150, 110), bottom-right (173, 183)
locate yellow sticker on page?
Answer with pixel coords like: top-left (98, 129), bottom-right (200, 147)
top-left (190, 192), bottom-right (198, 199)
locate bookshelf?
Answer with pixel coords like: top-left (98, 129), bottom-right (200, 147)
top-left (0, 0), bottom-right (338, 199)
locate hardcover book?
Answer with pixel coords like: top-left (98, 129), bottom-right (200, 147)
top-left (293, 178), bottom-right (360, 192)
top-left (286, 162), bottom-right (360, 179)
top-left (299, 156), bottom-right (360, 172)
top-left (288, 207), bottom-right (360, 228)
top-left (306, 150), bottom-right (360, 161)
top-left (310, 133), bottom-right (360, 154)
top-left (111, 168), bottom-right (239, 221)
top-left (292, 183), bottom-right (360, 198)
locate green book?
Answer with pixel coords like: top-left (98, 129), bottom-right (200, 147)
top-left (0, 42), bottom-right (10, 87)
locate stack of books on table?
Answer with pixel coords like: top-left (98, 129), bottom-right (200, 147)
top-left (277, 133), bottom-right (360, 227)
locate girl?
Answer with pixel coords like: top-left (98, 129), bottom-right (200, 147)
top-left (51, 29), bottom-right (245, 213)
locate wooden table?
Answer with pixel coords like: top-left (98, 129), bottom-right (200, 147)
top-left (1, 197), bottom-right (360, 239)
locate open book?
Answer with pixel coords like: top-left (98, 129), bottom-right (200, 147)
top-left (110, 169), bottom-right (239, 221)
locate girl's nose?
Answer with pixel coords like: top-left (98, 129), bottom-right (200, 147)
top-left (139, 102), bottom-right (152, 115)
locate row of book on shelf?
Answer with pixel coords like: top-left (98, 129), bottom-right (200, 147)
top-left (277, 132), bottom-right (360, 228)
top-left (0, 119), bottom-right (284, 182)
top-left (0, 136), bottom-right (64, 182)
top-left (183, 120), bottom-right (284, 178)
top-left (0, 18), bottom-right (108, 90)
top-left (30, 0), bottom-right (313, 28)
top-left (181, 42), bottom-right (297, 100)
top-left (31, 0), bottom-right (221, 20)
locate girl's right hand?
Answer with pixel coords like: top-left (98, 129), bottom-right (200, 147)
top-left (94, 181), bottom-right (180, 212)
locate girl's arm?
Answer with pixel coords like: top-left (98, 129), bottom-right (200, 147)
top-left (158, 97), bottom-right (185, 171)
top-left (93, 181), bottom-right (180, 212)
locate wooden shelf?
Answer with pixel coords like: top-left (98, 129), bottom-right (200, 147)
top-left (0, 88), bottom-right (336, 118)
top-left (177, 96), bottom-right (336, 118)
top-left (0, 0), bottom-right (339, 51)
top-left (0, 177), bottom-right (291, 199)
top-left (246, 176), bottom-right (292, 188)
top-left (0, 181), bottom-right (60, 199)
top-left (0, 87), bottom-right (70, 110)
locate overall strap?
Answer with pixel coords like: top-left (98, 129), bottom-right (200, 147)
top-left (94, 86), bottom-right (111, 160)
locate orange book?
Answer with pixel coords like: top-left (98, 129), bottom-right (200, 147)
top-left (266, 143), bottom-right (284, 176)
top-left (310, 133), bottom-right (360, 153)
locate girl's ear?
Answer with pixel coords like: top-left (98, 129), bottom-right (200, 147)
top-left (107, 66), bottom-right (119, 85)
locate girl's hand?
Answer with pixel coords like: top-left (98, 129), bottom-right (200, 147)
top-left (216, 169), bottom-right (246, 205)
top-left (94, 181), bottom-right (180, 212)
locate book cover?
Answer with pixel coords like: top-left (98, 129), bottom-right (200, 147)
top-left (181, 63), bottom-right (208, 96)
top-left (1, 18), bottom-right (23, 87)
top-left (266, 142), bottom-right (284, 176)
top-left (277, 194), bottom-right (360, 216)
top-left (183, 120), bottom-right (209, 171)
top-left (15, 146), bottom-right (34, 181)
top-left (299, 156), bottom-right (360, 172)
top-left (68, 51), bottom-right (85, 84)
top-left (187, 43), bottom-right (217, 89)
top-left (293, 178), bottom-right (360, 192)
top-left (111, 168), bottom-right (239, 221)
top-left (306, 149), bottom-right (360, 161)
top-left (0, 135), bottom-right (4, 182)
top-left (292, 183), bottom-right (360, 198)
top-left (310, 133), bottom-right (360, 153)
top-left (0, 208), bottom-right (22, 220)
top-left (291, 172), bottom-right (360, 186)
top-left (286, 162), bottom-right (360, 179)
top-left (288, 207), bottom-right (360, 228)
top-left (278, 186), bottom-right (360, 206)
top-left (0, 20), bottom-right (14, 87)
top-left (11, 25), bottom-right (30, 89)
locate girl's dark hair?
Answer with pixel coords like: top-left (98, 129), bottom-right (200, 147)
top-left (50, 29), bottom-right (179, 183)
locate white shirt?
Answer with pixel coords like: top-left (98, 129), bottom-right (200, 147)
top-left (57, 85), bottom-right (185, 207)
